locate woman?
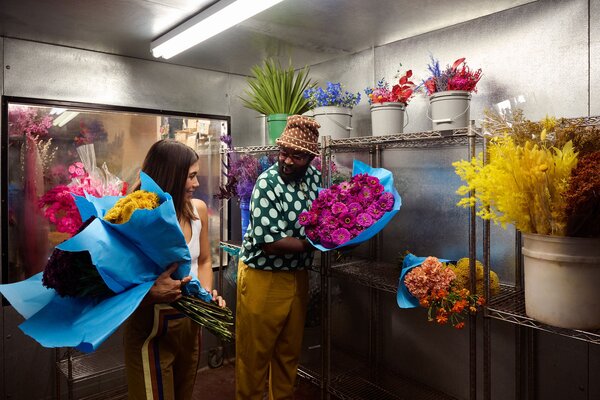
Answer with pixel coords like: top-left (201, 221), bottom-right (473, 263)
top-left (124, 139), bottom-right (225, 400)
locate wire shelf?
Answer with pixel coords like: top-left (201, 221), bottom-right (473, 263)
top-left (232, 145), bottom-right (279, 153)
top-left (57, 349), bottom-right (125, 382)
top-left (559, 115), bottom-right (600, 127)
top-left (330, 259), bottom-right (399, 293)
top-left (486, 286), bottom-right (600, 345)
top-left (298, 364), bottom-right (322, 387)
top-left (327, 128), bottom-right (481, 151)
top-left (220, 240), bottom-right (242, 252)
top-left (328, 367), bottom-right (459, 400)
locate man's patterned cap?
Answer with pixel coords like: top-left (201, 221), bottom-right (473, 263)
top-left (276, 115), bottom-right (320, 156)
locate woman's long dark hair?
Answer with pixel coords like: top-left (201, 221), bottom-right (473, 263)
top-left (133, 139), bottom-right (199, 222)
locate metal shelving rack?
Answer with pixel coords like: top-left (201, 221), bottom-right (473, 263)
top-left (55, 347), bottom-right (127, 400)
top-left (481, 115), bottom-right (600, 400)
top-left (220, 126), bottom-right (481, 400)
top-left (319, 126), bottom-right (480, 400)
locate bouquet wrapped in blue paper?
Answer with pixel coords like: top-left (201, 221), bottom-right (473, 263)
top-left (0, 172), bottom-right (232, 352)
top-left (299, 160), bottom-right (401, 251)
top-left (397, 253), bottom-right (497, 329)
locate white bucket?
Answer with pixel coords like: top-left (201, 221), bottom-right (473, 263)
top-left (428, 90), bottom-right (471, 131)
top-left (370, 102), bottom-right (406, 136)
top-left (312, 106), bottom-right (352, 139)
top-left (522, 233), bottom-right (600, 330)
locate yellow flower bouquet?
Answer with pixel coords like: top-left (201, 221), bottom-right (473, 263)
top-left (453, 110), bottom-right (600, 237)
top-left (452, 109), bottom-right (600, 329)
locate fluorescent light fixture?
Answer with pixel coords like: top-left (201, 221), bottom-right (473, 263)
top-left (52, 111), bottom-right (79, 127)
top-left (151, 0), bottom-right (284, 59)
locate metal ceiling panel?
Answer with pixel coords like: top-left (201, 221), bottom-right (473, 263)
top-left (1, 0), bottom-right (537, 75)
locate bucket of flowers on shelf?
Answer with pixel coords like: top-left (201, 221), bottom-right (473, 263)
top-left (299, 160), bottom-right (401, 251)
top-left (0, 172), bottom-right (233, 351)
top-left (303, 82), bottom-right (361, 140)
top-left (423, 56), bottom-right (482, 132)
top-left (453, 109), bottom-right (600, 330)
top-left (397, 253), bottom-right (500, 328)
top-left (364, 68), bottom-right (417, 136)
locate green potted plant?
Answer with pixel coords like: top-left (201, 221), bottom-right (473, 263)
top-left (241, 58), bottom-right (314, 144)
top-left (453, 109), bottom-right (600, 330)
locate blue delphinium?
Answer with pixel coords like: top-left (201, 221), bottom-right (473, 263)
top-left (304, 82), bottom-right (361, 109)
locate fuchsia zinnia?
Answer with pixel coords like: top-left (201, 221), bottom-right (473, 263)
top-left (299, 172), bottom-right (394, 248)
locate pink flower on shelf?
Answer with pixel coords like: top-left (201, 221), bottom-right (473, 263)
top-left (68, 162), bottom-right (87, 179)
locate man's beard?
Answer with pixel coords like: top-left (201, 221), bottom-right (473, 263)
top-left (278, 162), bottom-right (310, 183)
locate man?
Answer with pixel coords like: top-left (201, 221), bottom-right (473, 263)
top-left (236, 115), bottom-right (321, 400)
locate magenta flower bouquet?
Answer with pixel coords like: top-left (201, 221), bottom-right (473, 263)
top-left (299, 160), bottom-right (401, 250)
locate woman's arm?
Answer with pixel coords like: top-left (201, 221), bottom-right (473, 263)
top-left (194, 199), bottom-right (226, 307)
top-left (194, 199), bottom-right (213, 291)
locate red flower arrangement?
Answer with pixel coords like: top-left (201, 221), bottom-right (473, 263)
top-left (299, 173), bottom-right (394, 248)
top-left (423, 57), bottom-right (482, 96)
top-left (365, 69), bottom-right (416, 105)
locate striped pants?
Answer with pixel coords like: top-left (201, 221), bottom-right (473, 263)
top-left (124, 304), bottom-right (200, 400)
top-left (235, 261), bottom-right (309, 400)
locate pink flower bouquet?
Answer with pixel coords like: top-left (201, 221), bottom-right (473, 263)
top-left (299, 160), bottom-right (401, 250)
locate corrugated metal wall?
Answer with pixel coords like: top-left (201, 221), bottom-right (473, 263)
top-left (1, 0), bottom-right (599, 398)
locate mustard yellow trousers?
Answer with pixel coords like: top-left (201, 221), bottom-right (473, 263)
top-left (235, 261), bottom-right (309, 400)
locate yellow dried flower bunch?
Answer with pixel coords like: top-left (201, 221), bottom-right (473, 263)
top-left (104, 190), bottom-right (160, 224)
top-left (453, 113), bottom-right (578, 236)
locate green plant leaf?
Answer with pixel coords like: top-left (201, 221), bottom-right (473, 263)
top-left (240, 58), bottom-right (314, 115)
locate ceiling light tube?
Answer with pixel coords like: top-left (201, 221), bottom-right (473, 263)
top-left (151, 0), bottom-right (284, 59)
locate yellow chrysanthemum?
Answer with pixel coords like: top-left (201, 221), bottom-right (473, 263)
top-left (103, 190), bottom-right (160, 224)
top-left (448, 258), bottom-right (500, 297)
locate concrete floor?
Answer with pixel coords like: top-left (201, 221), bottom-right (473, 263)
top-left (192, 361), bottom-right (322, 400)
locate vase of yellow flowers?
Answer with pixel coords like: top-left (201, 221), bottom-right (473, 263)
top-left (454, 110), bottom-right (600, 329)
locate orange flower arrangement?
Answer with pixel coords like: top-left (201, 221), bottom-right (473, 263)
top-left (404, 256), bottom-right (485, 329)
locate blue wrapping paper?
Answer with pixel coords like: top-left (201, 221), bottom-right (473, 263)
top-left (396, 253), bottom-right (453, 309)
top-left (309, 160), bottom-right (402, 252)
top-left (0, 172), bottom-right (211, 352)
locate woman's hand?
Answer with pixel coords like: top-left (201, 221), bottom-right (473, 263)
top-left (146, 263), bottom-right (192, 304)
top-left (211, 289), bottom-right (226, 307)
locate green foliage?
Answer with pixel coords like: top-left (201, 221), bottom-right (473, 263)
top-left (241, 58), bottom-right (315, 115)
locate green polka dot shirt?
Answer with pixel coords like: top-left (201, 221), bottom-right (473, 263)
top-left (239, 163), bottom-right (321, 271)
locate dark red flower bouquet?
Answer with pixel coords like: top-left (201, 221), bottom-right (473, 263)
top-left (423, 56), bottom-right (482, 95)
top-left (299, 160), bottom-right (401, 250)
